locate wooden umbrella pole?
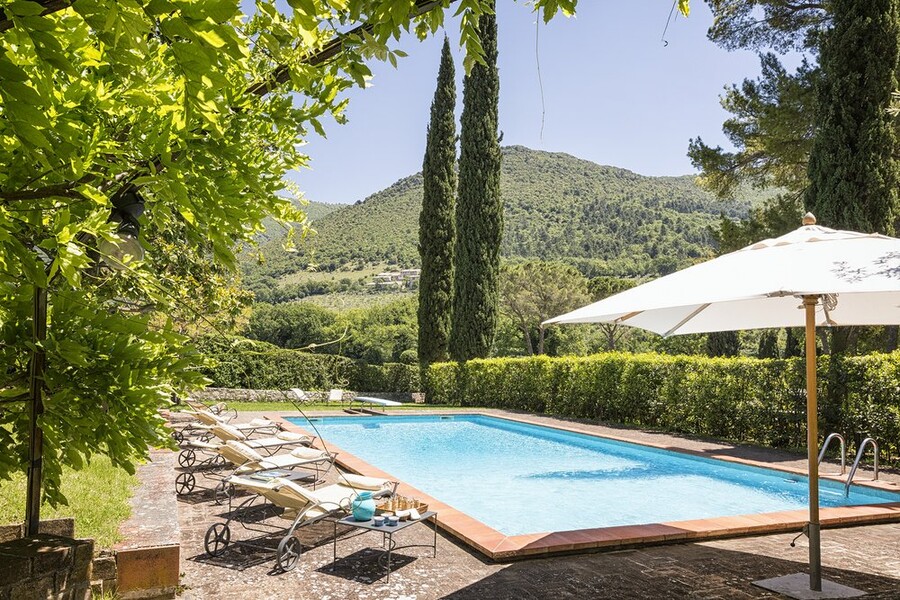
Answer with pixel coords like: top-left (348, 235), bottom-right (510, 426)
top-left (804, 295), bottom-right (822, 591)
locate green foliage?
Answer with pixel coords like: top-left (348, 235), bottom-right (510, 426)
top-left (242, 296), bottom-right (417, 365)
top-left (758, 329), bottom-right (780, 358)
top-left (246, 302), bottom-right (336, 349)
top-left (335, 297), bottom-right (418, 363)
top-left (711, 194), bottom-right (803, 253)
top-left (806, 0), bottom-right (900, 234)
top-left (689, 54), bottom-right (818, 199)
top-left (197, 336), bottom-right (419, 392)
top-left (706, 1), bottom-right (827, 53)
top-left (418, 37), bottom-right (457, 366)
top-left (499, 260), bottom-right (589, 355)
top-left (706, 331), bottom-right (741, 357)
top-left (426, 352), bottom-right (900, 461)
top-left (451, 3), bottom-right (502, 361)
top-left (1, 0), bottom-right (575, 505)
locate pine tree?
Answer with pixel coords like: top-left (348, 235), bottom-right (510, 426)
top-left (418, 38), bottom-right (458, 366)
top-left (450, 4), bottom-right (502, 361)
top-left (806, 0), bottom-right (900, 234)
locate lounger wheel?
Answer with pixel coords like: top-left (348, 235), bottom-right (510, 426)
top-left (175, 472), bottom-right (195, 495)
top-left (211, 454), bottom-right (227, 469)
top-left (171, 430), bottom-right (184, 443)
top-left (178, 448), bottom-right (196, 468)
top-left (204, 523), bottom-right (231, 557)
top-left (214, 481), bottom-right (234, 505)
top-left (276, 535), bottom-right (303, 572)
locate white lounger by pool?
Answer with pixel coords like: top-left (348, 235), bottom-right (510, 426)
top-left (354, 396), bottom-right (403, 407)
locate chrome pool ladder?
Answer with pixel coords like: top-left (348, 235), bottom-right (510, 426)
top-left (845, 437), bottom-right (879, 497)
top-left (817, 432), bottom-right (846, 476)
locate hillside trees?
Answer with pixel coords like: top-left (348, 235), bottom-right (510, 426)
top-left (450, 2), bottom-right (503, 361)
top-left (0, 0), bottom-right (580, 506)
top-left (418, 37), bottom-right (457, 366)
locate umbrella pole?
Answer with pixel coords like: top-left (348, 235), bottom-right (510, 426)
top-left (804, 296), bottom-right (821, 592)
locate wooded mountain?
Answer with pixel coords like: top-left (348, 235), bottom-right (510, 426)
top-left (243, 146), bottom-right (762, 295)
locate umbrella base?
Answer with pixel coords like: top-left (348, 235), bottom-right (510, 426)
top-left (753, 573), bottom-right (865, 599)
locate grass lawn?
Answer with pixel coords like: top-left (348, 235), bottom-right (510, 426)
top-left (229, 401), bottom-right (463, 412)
top-left (0, 455), bottom-right (137, 548)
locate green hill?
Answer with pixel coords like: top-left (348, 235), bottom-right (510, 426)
top-left (243, 146), bottom-right (762, 300)
top-left (253, 199), bottom-right (347, 245)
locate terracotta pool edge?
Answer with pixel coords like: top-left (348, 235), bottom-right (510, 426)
top-left (269, 412), bottom-right (900, 562)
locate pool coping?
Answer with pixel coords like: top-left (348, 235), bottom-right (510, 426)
top-left (270, 411), bottom-right (900, 561)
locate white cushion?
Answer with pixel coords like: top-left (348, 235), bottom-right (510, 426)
top-left (290, 447), bottom-right (329, 461)
top-left (225, 440), bottom-right (264, 463)
top-left (338, 473), bottom-right (389, 491)
top-left (213, 424), bottom-right (245, 441)
top-left (276, 431), bottom-right (307, 442)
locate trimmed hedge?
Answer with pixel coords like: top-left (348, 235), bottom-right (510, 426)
top-left (200, 347), bottom-right (419, 393)
top-left (426, 352), bottom-right (900, 461)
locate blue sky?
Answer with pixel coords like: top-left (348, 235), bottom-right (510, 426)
top-left (288, 2), bottom-right (781, 205)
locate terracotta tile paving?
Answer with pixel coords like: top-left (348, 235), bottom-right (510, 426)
top-left (176, 409), bottom-right (900, 598)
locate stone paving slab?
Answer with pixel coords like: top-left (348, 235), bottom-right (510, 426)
top-left (176, 410), bottom-right (900, 599)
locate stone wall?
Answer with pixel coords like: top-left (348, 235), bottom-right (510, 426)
top-left (0, 519), bottom-right (120, 599)
top-left (190, 387), bottom-right (421, 404)
top-left (0, 534), bottom-right (94, 600)
top-left (0, 517), bottom-right (74, 544)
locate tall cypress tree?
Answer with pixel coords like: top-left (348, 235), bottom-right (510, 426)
top-left (450, 4), bottom-right (502, 361)
top-left (806, 0), bottom-right (900, 234)
top-left (418, 38), bottom-right (457, 366)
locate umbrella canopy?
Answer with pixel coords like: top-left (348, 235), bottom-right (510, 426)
top-left (546, 222), bottom-right (900, 332)
top-left (544, 216), bottom-right (900, 594)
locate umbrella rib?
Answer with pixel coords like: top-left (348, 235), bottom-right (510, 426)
top-left (663, 303), bottom-right (711, 337)
top-left (615, 311), bottom-right (643, 323)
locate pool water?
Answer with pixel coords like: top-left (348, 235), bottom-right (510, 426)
top-left (287, 414), bottom-right (899, 536)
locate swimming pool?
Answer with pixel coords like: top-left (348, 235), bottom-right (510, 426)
top-left (287, 414), bottom-right (900, 537)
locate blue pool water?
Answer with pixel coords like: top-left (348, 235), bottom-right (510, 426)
top-left (287, 414), bottom-right (900, 535)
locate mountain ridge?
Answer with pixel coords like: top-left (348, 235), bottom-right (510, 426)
top-left (242, 146), bottom-right (763, 298)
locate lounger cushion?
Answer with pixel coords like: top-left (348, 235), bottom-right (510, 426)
top-left (195, 410), bottom-right (221, 426)
top-left (290, 447), bottom-right (329, 460)
top-left (214, 424), bottom-right (246, 441)
top-left (276, 431), bottom-right (307, 442)
top-left (249, 418), bottom-right (276, 427)
top-left (226, 440), bottom-right (264, 463)
top-left (338, 473), bottom-right (389, 491)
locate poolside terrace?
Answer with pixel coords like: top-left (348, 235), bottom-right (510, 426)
top-left (175, 409), bottom-right (900, 599)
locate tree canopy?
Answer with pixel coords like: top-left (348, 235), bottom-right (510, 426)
top-left (0, 0), bottom-right (584, 505)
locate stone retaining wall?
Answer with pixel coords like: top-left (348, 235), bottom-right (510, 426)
top-left (0, 534), bottom-right (94, 600)
top-left (190, 387), bottom-right (420, 403)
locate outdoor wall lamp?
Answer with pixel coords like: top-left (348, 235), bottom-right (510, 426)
top-left (99, 188), bottom-right (145, 269)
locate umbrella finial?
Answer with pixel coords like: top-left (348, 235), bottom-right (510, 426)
top-left (802, 212), bottom-right (817, 226)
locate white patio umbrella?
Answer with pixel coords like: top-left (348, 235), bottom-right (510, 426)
top-left (544, 214), bottom-right (900, 595)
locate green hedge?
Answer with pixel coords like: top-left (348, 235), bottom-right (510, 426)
top-left (426, 352), bottom-right (900, 461)
top-left (199, 345), bottom-right (419, 393)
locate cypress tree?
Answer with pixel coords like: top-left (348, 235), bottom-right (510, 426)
top-left (806, 0), bottom-right (900, 233)
top-left (706, 330), bottom-right (740, 357)
top-left (418, 38), bottom-right (458, 366)
top-left (450, 4), bottom-right (502, 361)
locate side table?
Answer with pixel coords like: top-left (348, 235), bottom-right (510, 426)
top-left (332, 511), bottom-right (438, 582)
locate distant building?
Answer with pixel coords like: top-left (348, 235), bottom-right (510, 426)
top-left (367, 269), bottom-right (421, 290)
